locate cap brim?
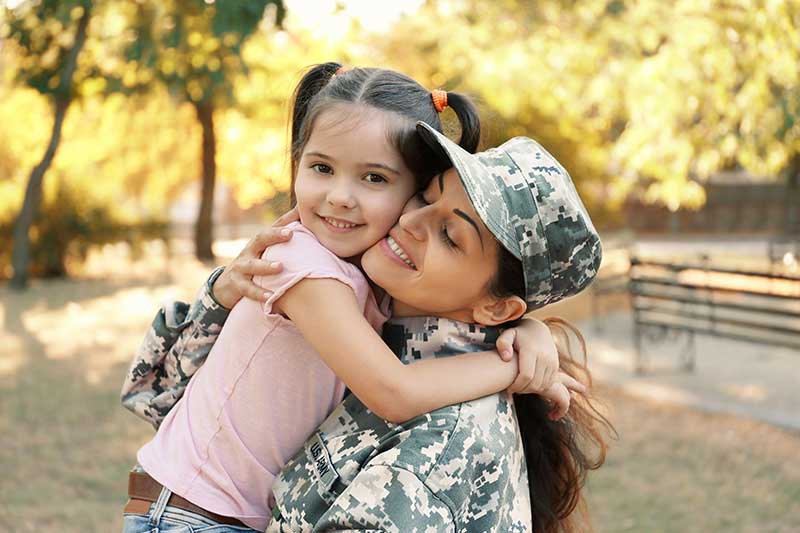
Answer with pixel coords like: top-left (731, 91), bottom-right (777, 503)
top-left (415, 121), bottom-right (517, 256)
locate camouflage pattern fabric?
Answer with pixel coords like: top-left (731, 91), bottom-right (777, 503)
top-left (417, 121), bottom-right (602, 311)
top-left (267, 316), bottom-right (531, 532)
top-left (120, 267), bottom-right (231, 429)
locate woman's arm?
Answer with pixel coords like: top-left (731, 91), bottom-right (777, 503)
top-left (277, 278), bottom-right (541, 424)
top-left (120, 267), bottom-right (232, 428)
top-left (120, 227), bottom-right (292, 428)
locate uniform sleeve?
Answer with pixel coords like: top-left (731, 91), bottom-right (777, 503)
top-left (312, 466), bottom-right (454, 533)
top-left (120, 267), bottom-right (230, 429)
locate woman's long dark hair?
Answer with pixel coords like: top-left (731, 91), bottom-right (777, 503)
top-left (490, 247), bottom-right (616, 533)
top-left (288, 62), bottom-right (480, 200)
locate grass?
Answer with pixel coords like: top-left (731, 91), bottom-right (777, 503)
top-left (1, 247), bottom-right (799, 532)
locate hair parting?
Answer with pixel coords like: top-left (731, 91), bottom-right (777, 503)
top-left (288, 62), bottom-right (481, 203)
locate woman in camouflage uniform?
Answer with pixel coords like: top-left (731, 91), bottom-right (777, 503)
top-left (123, 120), bottom-right (613, 532)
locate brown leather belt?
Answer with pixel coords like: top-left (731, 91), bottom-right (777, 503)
top-left (124, 470), bottom-right (250, 529)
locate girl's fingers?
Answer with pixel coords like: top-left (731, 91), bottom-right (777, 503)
top-left (558, 373), bottom-right (587, 394)
top-left (509, 357), bottom-right (536, 394)
top-left (495, 329), bottom-right (516, 361)
top-left (547, 384), bottom-right (571, 420)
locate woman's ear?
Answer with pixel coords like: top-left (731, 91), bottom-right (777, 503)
top-left (472, 295), bottom-right (527, 326)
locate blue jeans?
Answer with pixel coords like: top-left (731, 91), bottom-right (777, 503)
top-left (122, 486), bottom-right (259, 533)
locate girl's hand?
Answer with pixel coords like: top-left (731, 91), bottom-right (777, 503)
top-left (212, 226), bottom-right (293, 308)
top-left (496, 318), bottom-right (559, 394)
top-left (540, 372), bottom-right (587, 420)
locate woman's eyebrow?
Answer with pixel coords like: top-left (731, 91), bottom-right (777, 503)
top-left (453, 209), bottom-right (484, 250)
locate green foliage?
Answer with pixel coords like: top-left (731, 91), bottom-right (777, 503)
top-left (112, 0), bottom-right (283, 105)
top-left (0, 181), bottom-right (167, 279)
top-left (4, 0), bottom-right (92, 97)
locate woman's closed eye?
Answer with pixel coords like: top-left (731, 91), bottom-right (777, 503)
top-left (440, 225), bottom-right (458, 249)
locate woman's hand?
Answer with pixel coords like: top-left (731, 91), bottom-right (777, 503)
top-left (496, 317), bottom-right (559, 394)
top-left (272, 206), bottom-right (300, 227)
top-left (212, 226), bottom-right (293, 308)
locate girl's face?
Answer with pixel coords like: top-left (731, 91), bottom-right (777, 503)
top-left (362, 168), bottom-right (521, 324)
top-left (294, 104), bottom-right (417, 259)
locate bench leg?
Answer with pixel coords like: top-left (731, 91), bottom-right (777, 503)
top-left (634, 320), bottom-right (646, 375)
top-left (682, 331), bottom-right (696, 372)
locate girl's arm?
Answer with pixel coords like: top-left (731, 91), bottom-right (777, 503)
top-left (276, 278), bottom-right (554, 424)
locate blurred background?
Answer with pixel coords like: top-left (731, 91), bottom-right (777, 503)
top-left (0, 0), bottom-right (798, 531)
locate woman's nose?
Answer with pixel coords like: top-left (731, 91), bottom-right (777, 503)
top-left (326, 178), bottom-right (356, 209)
top-left (398, 208), bottom-right (426, 241)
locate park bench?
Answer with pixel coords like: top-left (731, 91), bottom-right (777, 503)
top-left (628, 257), bottom-right (800, 373)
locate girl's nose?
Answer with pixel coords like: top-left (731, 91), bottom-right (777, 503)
top-left (326, 179), bottom-right (356, 209)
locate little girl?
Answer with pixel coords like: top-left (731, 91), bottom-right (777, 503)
top-left (122, 64), bottom-right (574, 532)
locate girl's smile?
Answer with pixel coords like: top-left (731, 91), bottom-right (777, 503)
top-left (294, 103), bottom-right (417, 259)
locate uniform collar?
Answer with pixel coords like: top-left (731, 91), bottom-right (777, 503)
top-left (382, 316), bottom-right (501, 364)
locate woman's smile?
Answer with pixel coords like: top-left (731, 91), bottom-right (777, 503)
top-left (380, 234), bottom-right (417, 270)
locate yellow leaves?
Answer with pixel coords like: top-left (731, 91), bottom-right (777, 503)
top-left (39, 46), bottom-right (59, 70)
top-left (222, 33), bottom-right (238, 47)
top-left (190, 53), bottom-right (205, 69)
top-left (70, 6), bottom-right (85, 21)
top-left (187, 31), bottom-right (203, 47)
top-left (160, 59), bottom-right (176, 75)
top-left (187, 80), bottom-right (204, 101)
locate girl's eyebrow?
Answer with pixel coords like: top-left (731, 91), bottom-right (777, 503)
top-left (305, 152), bottom-right (400, 175)
top-left (305, 151), bottom-right (333, 160)
top-left (453, 208), bottom-right (484, 251)
top-left (365, 162), bottom-right (401, 175)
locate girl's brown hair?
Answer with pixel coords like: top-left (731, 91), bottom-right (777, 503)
top-left (288, 62), bottom-right (481, 200)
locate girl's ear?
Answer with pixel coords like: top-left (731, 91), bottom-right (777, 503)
top-left (472, 295), bottom-right (527, 326)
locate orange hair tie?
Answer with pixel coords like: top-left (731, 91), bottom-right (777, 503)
top-left (334, 65), bottom-right (350, 76)
top-left (431, 89), bottom-right (448, 113)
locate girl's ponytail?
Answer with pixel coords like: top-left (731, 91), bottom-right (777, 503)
top-left (289, 62), bottom-right (342, 182)
top-left (445, 91), bottom-right (481, 153)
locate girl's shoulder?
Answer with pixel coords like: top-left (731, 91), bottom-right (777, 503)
top-left (263, 222), bottom-right (359, 278)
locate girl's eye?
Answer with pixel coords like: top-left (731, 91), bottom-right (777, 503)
top-left (415, 191), bottom-right (430, 206)
top-left (440, 225), bottom-right (457, 249)
top-left (311, 163), bottom-right (333, 175)
top-left (364, 173), bottom-right (387, 184)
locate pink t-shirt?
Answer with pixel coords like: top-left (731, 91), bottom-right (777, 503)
top-left (137, 223), bottom-right (389, 531)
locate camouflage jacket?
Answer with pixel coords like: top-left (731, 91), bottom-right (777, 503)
top-left (267, 317), bottom-right (531, 532)
top-left (120, 267), bottom-right (230, 429)
top-left (121, 276), bottom-right (531, 531)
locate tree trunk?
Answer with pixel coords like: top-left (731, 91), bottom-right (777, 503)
top-left (193, 100), bottom-right (217, 261)
top-left (9, 5), bottom-right (91, 289)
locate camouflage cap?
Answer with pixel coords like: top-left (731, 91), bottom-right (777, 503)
top-left (416, 121), bottom-right (602, 311)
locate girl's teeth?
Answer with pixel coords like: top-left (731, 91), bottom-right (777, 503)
top-left (387, 236), bottom-right (416, 269)
top-left (325, 217), bottom-right (357, 229)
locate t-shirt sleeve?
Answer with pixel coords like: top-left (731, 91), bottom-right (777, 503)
top-left (253, 227), bottom-right (365, 316)
top-left (313, 465), bottom-right (454, 532)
